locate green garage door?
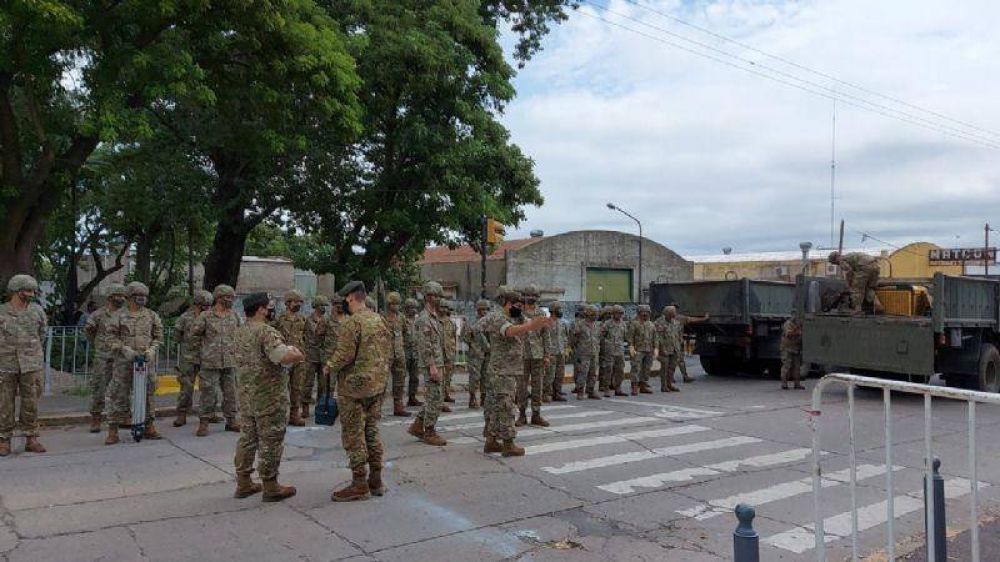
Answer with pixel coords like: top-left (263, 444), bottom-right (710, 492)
top-left (586, 268), bottom-right (633, 303)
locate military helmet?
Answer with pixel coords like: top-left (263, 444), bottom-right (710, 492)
top-left (440, 299), bottom-right (452, 311)
top-left (126, 281), bottom-right (149, 297)
top-left (520, 284), bottom-right (540, 298)
top-left (548, 301), bottom-right (562, 311)
top-left (386, 291), bottom-right (401, 305)
top-left (284, 289), bottom-right (304, 302)
top-left (828, 251), bottom-right (841, 263)
top-left (637, 304), bottom-right (651, 314)
top-left (213, 284), bottom-right (236, 298)
top-left (105, 283), bottom-right (127, 297)
top-left (193, 289), bottom-right (214, 306)
top-left (664, 305), bottom-right (677, 315)
top-left (312, 295), bottom-right (330, 307)
top-left (7, 274), bottom-right (38, 293)
top-left (476, 299), bottom-right (491, 310)
top-left (499, 286), bottom-right (521, 302)
top-left (423, 281), bottom-right (444, 298)
top-left (587, 305), bottom-right (600, 317)
top-left (613, 304), bottom-right (625, 314)
top-left (404, 297), bottom-right (419, 309)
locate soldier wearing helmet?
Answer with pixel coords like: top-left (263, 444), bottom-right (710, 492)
top-left (402, 297), bottom-right (421, 407)
top-left (438, 300), bottom-right (457, 410)
top-left (600, 304), bottom-right (632, 397)
top-left (626, 304), bottom-right (656, 393)
top-left (303, 294), bottom-right (331, 419)
top-left (189, 285), bottom-right (242, 436)
top-left (105, 281), bottom-right (163, 444)
top-left (461, 299), bottom-right (492, 410)
top-left (382, 291), bottom-right (411, 417)
top-left (274, 289), bottom-right (308, 426)
top-left (569, 303), bottom-right (602, 400)
top-left (320, 294), bottom-right (346, 402)
top-left (828, 251), bottom-right (882, 314)
top-left (0, 275), bottom-right (48, 455)
top-left (167, 289), bottom-right (213, 429)
top-left (408, 281), bottom-right (449, 446)
top-left (83, 283), bottom-right (129, 433)
top-left (544, 301), bottom-right (570, 402)
top-left (517, 285), bottom-right (551, 427)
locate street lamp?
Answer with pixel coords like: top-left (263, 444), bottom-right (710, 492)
top-left (607, 202), bottom-right (642, 303)
top-left (799, 241), bottom-right (813, 275)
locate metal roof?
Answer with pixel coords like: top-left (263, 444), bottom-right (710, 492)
top-left (685, 247), bottom-right (889, 264)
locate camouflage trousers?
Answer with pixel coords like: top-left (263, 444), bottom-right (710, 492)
top-left (338, 394), bottom-right (385, 470)
top-left (414, 369), bottom-right (443, 431)
top-left (489, 375), bottom-right (517, 441)
top-left (480, 369), bottom-right (495, 437)
top-left (390, 358), bottom-right (406, 402)
top-left (302, 361), bottom-right (322, 406)
top-left (601, 355), bottom-right (629, 390)
top-left (0, 370), bottom-right (41, 440)
top-left (658, 353), bottom-right (680, 389)
top-left (288, 362), bottom-right (308, 408)
top-left (406, 355), bottom-right (419, 398)
top-left (781, 351), bottom-right (806, 384)
top-left (632, 351), bottom-right (654, 383)
top-left (198, 367), bottom-right (237, 421)
top-left (545, 352), bottom-right (565, 397)
top-left (442, 362), bottom-right (455, 397)
top-left (174, 363), bottom-right (198, 414)
top-left (108, 362), bottom-right (155, 425)
top-left (574, 354), bottom-right (597, 393)
top-left (234, 407), bottom-right (288, 481)
top-left (518, 358), bottom-right (545, 413)
top-left (467, 355), bottom-right (484, 396)
top-left (89, 356), bottom-right (114, 416)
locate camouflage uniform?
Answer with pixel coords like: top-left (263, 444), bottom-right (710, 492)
top-left (600, 310), bottom-right (628, 393)
top-left (627, 307), bottom-right (655, 388)
top-left (545, 308), bottom-right (569, 399)
top-left (570, 309), bottom-right (599, 396)
top-left (382, 305), bottom-right (407, 405)
top-left (107, 298), bottom-right (163, 425)
top-left (320, 308), bottom-right (342, 399)
top-left (233, 321), bottom-right (292, 481)
top-left (413, 307), bottom-right (446, 431)
top-left (84, 286), bottom-right (126, 418)
top-left (780, 317), bottom-right (806, 388)
top-left (480, 309), bottom-right (523, 441)
top-left (328, 308), bottom-right (390, 471)
top-left (274, 293), bottom-right (307, 414)
top-left (303, 296), bottom-right (330, 407)
top-left (172, 290), bottom-right (211, 419)
top-left (841, 252), bottom-right (880, 312)
top-left (519, 306), bottom-right (549, 417)
top-left (192, 307), bottom-right (241, 422)
top-left (403, 300), bottom-right (420, 403)
top-left (0, 298), bottom-right (46, 442)
top-left (461, 300), bottom-right (490, 405)
top-left (654, 313), bottom-right (683, 391)
top-left (440, 303), bottom-right (457, 401)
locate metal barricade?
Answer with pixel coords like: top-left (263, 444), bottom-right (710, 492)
top-left (809, 373), bottom-right (994, 562)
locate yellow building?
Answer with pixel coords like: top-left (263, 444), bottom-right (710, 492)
top-left (885, 242), bottom-right (963, 279)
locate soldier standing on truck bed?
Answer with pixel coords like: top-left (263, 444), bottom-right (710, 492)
top-left (829, 251), bottom-right (882, 314)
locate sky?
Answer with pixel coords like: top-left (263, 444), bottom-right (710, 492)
top-left (500, 0), bottom-right (1000, 256)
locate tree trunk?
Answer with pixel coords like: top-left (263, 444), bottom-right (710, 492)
top-left (202, 221), bottom-right (249, 290)
top-left (135, 231), bottom-right (152, 285)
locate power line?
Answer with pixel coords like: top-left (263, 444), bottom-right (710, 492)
top-left (576, 2), bottom-right (1000, 150)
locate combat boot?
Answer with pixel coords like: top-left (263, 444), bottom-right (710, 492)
top-left (0, 439), bottom-right (10, 457)
top-left (262, 478), bottom-right (297, 503)
top-left (196, 419), bottom-right (210, 437)
top-left (407, 420), bottom-right (425, 439)
top-left (332, 467), bottom-right (371, 502)
top-left (443, 391), bottom-right (455, 403)
top-left (483, 436), bottom-right (502, 454)
top-left (407, 395), bottom-right (423, 407)
top-left (172, 412), bottom-right (187, 428)
top-left (576, 390), bottom-right (586, 400)
top-left (89, 414), bottom-right (102, 433)
top-left (368, 465), bottom-right (386, 497)
top-left (682, 375), bottom-right (695, 383)
top-left (105, 424), bottom-right (120, 445)
top-left (234, 474), bottom-right (263, 499)
top-left (588, 391), bottom-right (602, 400)
top-left (630, 385), bottom-right (639, 396)
top-left (208, 415), bottom-right (224, 424)
top-left (224, 419), bottom-right (241, 432)
top-left (515, 409), bottom-right (527, 427)
top-left (420, 429), bottom-right (447, 446)
top-left (639, 382), bottom-right (653, 394)
top-left (603, 390), bottom-right (613, 398)
top-left (302, 404), bottom-right (311, 418)
top-left (143, 422), bottom-right (163, 440)
top-left (530, 413), bottom-right (550, 427)
top-left (665, 383), bottom-right (680, 393)
top-left (440, 403), bottom-right (452, 413)
top-left (393, 400), bottom-right (412, 417)
top-left (288, 407), bottom-right (306, 427)
top-left (501, 439), bottom-right (525, 457)
top-left (552, 392), bottom-right (567, 402)
top-left (468, 393), bottom-right (479, 410)
top-left (614, 386), bottom-right (628, 397)
top-left (24, 436), bottom-right (46, 453)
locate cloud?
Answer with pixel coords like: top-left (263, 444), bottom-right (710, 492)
top-left (501, 0), bottom-right (1000, 255)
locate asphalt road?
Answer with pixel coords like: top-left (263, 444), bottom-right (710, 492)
top-left (3, 360), bottom-right (1000, 562)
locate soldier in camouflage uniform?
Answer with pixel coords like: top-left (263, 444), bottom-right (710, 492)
top-left (403, 298), bottom-right (422, 407)
top-left (654, 306), bottom-right (686, 392)
top-left (544, 301), bottom-right (569, 402)
top-left (627, 304), bottom-right (655, 393)
top-left (780, 315), bottom-right (806, 390)
top-left (303, 295), bottom-right (330, 418)
top-left (517, 285), bottom-right (550, 427)
top-left (319, 295), bottom-right (344, 400)
top-left (601, 305), bottom-right (631, 396)
top-left (274, 289), bottom-right (308, 426)
top-left (829, 251), bottom-right (882, 314)
top-left (170, 289), bottom-right (213, 428)
top-left (233, 292), bottom-right (303, 502)
top-left (439, 300), bottom-right (456, 410)
top-left (669, 305), bottom-right (709, 383)
top-left (84, 283), bottom-right (127, 433)
top-left (569, 306), bottom-right (601, 400)
top-left (0, 274), bottom-right (47, 456)
top-left (191, 284), bottom-right (241, 436)
top-left (328, 281), bottom-right (391, 501)
top-left (382, 292), bottom-right (411, 417)
top-left (105, 282), bottom-right (163, 444)
top-left (461, 299), bottom-right (490, 410)
top-left (408, 282), bottom-right (448, 446)
top-left (480, 287), bottom-right (554, 456)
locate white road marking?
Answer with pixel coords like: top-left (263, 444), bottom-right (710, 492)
top-left (524, 425), bottom-right (712, 455)
top-left (598, 448), bottom-right (814, 494)
top-left (437, 410), bottom-right (613, 433)
top-left (512, 415), bottom-right (663, 438)
top-left (383, 404), bottom-right (577, 426)
top-left (603, 399), bottom-right (723, 418)
top-left (542, 436), bottom-right (761, 475)
top-left (677, 464), bottom-right (900, 521)
top-left (764, 478), bottom-right (990, 554)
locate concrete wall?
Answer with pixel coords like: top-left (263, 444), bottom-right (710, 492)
top-left (234, 258), bottom-right (295, 295)
top-left (418, 259), bottom-right (507, 301)
top-left (506, 230), bottom-right (692, 302)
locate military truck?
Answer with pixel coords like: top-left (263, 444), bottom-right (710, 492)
top-left (801, 272), bottom-right (1000, 392)
top-left (649, 279), bottom-right (796, 376)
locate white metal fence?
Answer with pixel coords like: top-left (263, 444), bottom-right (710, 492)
top-left (809, 373), bottom-right (993, 561)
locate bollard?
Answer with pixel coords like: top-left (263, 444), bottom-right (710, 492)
top-left (924, 457), bottom-right (946, 562)
top-left (733, 504), bottom-right (759, 562)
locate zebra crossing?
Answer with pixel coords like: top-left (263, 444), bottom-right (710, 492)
top-left (385, 396), bottom-right (992, 558)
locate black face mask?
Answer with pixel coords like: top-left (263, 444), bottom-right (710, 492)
top-left (266, 307), bottom-right (276, 322)
top-left (509, 306), bottom-right (523, 319)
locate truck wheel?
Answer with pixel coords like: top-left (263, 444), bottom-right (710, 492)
top-left (976, 344), bottom-right (1000, 393)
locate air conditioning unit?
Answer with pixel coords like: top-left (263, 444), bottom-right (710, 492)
top-left (774, 266), bottom-right (789, 277)
top-left (826, 264), bottom-right (839, 276)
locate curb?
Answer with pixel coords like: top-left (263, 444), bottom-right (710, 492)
top-left (41, 406), bottom-right (179, 428)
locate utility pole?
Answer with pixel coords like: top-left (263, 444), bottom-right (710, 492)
top-left (986, 223), bottom-right (991, 278)
top-left (480, 214), bottom-right (488, 298)
top-left (830, 101), bottom-right (837, 248)
top-left (607, 203), bottom-right (642, 303)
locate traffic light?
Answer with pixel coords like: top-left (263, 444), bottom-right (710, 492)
top-left (486, 218), bottom-right (505, 245)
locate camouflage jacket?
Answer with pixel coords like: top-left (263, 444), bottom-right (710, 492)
top-left (402, 315), bottom-right (417, 361)
top-left (304, 313), bottom-right (329, 363)
top-left (569, 320), bottom-right (598, 358)
top-left (84, 305), bottom-right (120, 362)
top-left (172, 308), bottom-right (202, 368)
top-left (626, 319), bottom-right (656, 352)
top-left (654, 317), bottom-right (683, 355)
top-left (780, 318), bottom-right (803, 353)
top-left (273, 311), bottom-right (306, 348)
top-left (110, 307), bottom-right (163, 365)
top-left (382, 313), bottom-right (406, 364)
top-left (600, 319), bottom-right (627, 357)
top-left (0, 302), bottom-right (47, 373)
top-left (414, 309), bottom-right (444, 370)
top-left (235, 320), bottom-right (291, 416)
top-left (461, 317), bottom-right (490, 364)
top-left (843, 252), bottom-right (879, 273)
top-left (322, 317), bottom-right (342, 363)
top-left (192, 309), bottom-right (241, 370)
top-left (547, 319), bottom-right (569, 357)
top-left (327, 309), bottom-right (390, 399)
top-left (481, 311), bottom-right (524, 379)
top-left (522, 309), bottom-right (550, 360)
top-left (440, 315), bottom-right (457, 365)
